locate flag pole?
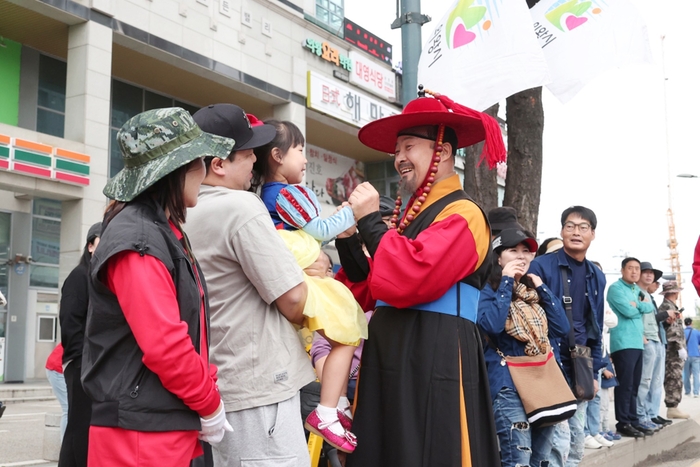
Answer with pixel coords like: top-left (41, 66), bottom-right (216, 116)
top-left (392, 0), bottom-right (430, 105)
top-left (661, 35), bottom-right (682, 306)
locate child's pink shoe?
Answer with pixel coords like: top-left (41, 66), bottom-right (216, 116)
top-left (337, 408), bottom-right (353, 431)
top-left (305, 409), bottom-right (357, 453)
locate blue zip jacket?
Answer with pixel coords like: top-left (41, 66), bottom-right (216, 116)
top-left (528, 248), bottom-right (607, 378)
top-left (685, 326), bottom-right (700, 357)
top-left (478, 275), bottom-right (570, 400)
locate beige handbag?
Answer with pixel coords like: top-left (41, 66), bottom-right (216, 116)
top-left (498, 350), bottom-right (578, 428)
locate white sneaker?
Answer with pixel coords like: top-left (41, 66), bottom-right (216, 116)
top-left (584, 435), bottom-right (603, 449)
top-left (594, 433), bottom-right (614, 447)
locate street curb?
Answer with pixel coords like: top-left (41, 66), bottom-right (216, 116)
top-left (0, 397), bottom-right (57, 405)
top-left (0, 460), bottom-right (56, 467)
top-left (580, 418), bottom-right (700, 466)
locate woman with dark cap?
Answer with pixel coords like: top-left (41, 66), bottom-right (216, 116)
top-left (81, 107), bottom-right (235, 467)
top-left (58, 221), bottom-right (101, 467)
top-left (478, 228), bottom-right (571, 467)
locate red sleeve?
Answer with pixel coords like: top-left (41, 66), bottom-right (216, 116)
top-left (368, 214), bottom-right (481, 309)
top-left (693, 235), bottom-right (700, 296)
top-left (334, 267), bottom-right (376, 312)
top-left (106, 251), bottom-right (220, 418)
top-left (46, 343), bottom-right (64, 373)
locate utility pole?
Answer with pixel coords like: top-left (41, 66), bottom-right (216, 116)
top-left (661, 35), bottom-right (682, 306)
top-left (391, 0), bottom-right (430, 106)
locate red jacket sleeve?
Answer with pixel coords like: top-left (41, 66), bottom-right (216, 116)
top-left (334, 267), bottom-right (376, 312)
top-left (368, 214), bottom-right (483, 309)
top-left (106, 251), bottom-right (220, 418)
top-left (693, 235), bottom-right (700, 296)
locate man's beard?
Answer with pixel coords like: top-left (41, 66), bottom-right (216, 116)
top-left (398, 176), bottom-right (418, 200)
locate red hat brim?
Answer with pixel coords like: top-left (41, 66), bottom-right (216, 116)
top-left (358, 98), bottom-right (487, 154)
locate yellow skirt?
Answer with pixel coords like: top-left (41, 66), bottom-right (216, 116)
top-left (278, 230), bottom-right (368, 346)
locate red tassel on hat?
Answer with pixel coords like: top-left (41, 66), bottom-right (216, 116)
top-left (432, 93), bottom-right (506, 170)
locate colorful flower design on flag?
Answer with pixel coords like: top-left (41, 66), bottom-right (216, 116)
top-left (445, 0), bottom-right (494, 49)
top-left (545, 0), bottom-right (603, 32)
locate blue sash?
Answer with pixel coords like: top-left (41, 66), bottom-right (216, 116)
top-left (376, 282), bottom-right (479, 322)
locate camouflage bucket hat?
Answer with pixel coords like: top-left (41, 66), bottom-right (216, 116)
top-left (104, 107), bottom-right (235, 202)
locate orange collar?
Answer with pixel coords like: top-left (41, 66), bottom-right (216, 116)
top-left (416, 173), bottom-right (462, 215)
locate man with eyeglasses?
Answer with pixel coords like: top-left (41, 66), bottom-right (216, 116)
top-left (528, 206), bottom-right (606, 467)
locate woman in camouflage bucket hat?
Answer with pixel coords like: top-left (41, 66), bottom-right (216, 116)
top-left (83, 108), bottom-right (235, 466)
top-left (104, 107), bottom-right (235, 202)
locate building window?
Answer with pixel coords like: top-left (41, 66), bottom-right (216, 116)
top-left (37, 315), bottom-right (57, 342)
top-left (110, 79), bottom-right (200, 177)
top-left (36, 55), bottom-right (67, 138)
top-left (366, 160), bottom-right (399, 200)
top-left (311, 0), bottom-right (344, 34)
top-left (30, 198), bottom-right (61, 289)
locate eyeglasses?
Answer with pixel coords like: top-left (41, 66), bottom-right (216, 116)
top-left (563, 221), bottom-right (591, 233)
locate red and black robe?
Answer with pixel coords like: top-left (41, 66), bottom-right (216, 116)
top-left (338, 174), bottom-right (499, 467)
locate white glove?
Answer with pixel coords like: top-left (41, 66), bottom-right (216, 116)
top-left (199, 402), bottom-right (233, 444)
top-left (679, 348), bottom-right (688, 361)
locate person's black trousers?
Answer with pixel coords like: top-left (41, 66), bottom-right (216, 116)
top-left (611, 348), bottom-right (644, 428)
top-left (58, 359), bottom-right (92, 467)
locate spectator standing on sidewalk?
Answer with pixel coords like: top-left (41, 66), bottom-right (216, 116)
top-left (45, 343), bottom-right (68, 441)
top-left (528, 206), bottom-right (606, 467)
top-left (599, 307), bottom-right (619, 440)
top-left (693, 235), bottom-right (700, 295)
top-left (58, 221), bottom-right (101, 467)
top-left (487, 206), bottom-right (524, 239)
top-left (683, 317), bottom-right (700, 398)
top-left (645, 279), bottom-right (674, 428)
top-left (83, 108), bottom-right (234, 466)
top-left (479, 228), bottom-right (571, 466)
top-left (187, 104), bottom-right (315, 466)
top-left (607, 257), bottom-right (655, 438)
top-left (635, 262), bottom-right (667, 432)
top-left (660, 281), bottom-right (689, 419)
top-left (583, 301), bottom-right (618, 449)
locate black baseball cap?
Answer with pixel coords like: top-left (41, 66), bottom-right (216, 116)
top-left (492, 228), bottom-right (538, 254)
top-left (193, 104), bottom-right (276, 152)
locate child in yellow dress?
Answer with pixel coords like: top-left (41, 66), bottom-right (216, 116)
top-left (255, 118), bottom-right (367, 453)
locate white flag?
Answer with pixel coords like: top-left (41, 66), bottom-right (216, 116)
top-left (530, 0), bottom-right (653, 103)
top-left (417, 0), bottom-right (550, 112)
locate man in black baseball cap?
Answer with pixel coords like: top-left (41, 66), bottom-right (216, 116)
top-left (193, 103), bottom-right (276, 190)
top-left (185, 104), bottom-right (315, 463)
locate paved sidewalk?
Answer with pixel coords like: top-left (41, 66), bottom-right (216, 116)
top-left (5, 381), bottom-right (700, 466)
top-left (0, 381), bottom-right (58, 467)
top-left (581, 389), bottom-right (700, 466)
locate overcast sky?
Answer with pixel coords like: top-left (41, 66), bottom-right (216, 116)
top-left (347, 0), bottom-right (700, 310)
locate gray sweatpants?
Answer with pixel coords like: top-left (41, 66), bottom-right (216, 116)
top-left (213, 392), bottom-right (310, 467)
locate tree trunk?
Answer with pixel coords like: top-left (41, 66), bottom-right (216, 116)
top-left (503, 87), bottom-right (543, 235)
top-left (462, 103), bottom-right (499, 213)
